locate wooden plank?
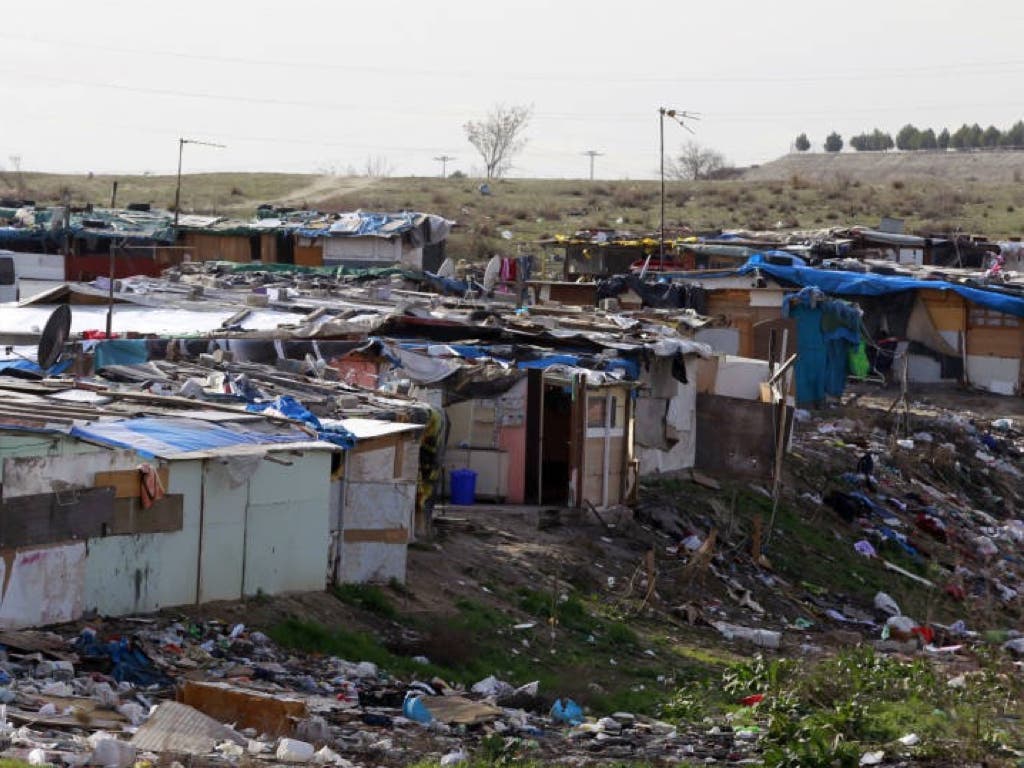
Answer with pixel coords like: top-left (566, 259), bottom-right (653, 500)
top-left (95, 467), bottom-right (170, 499)
top-left (109, 495), bottom-right (184, 535)
top-left (343, 527), bottom-right (408, 544)
top-left (351, 434), bottom-right (400, 455)
top-left (393, 435), bottom-right (404, 479)
top-left (179, 681), bottom-right (306, 737)
top-left (966, 327), bottom-right (1023, 358)
top-left (0, 488), bottom-right (115, 548)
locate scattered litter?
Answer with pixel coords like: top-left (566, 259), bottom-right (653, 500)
top-left (711, 621), bottom-right (781, 650)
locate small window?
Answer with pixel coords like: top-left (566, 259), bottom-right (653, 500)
top-left (587, 395), bottom-right (618, 429)
top-left (0, 258), bottom-right (14, 286)
top-left (970, 308), bottom-right (1019, 328)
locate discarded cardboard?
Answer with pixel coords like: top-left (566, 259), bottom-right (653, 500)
top-left (179, 680), bottom-right (307, 737)
top-left (420, 695), bottom-right (504, 725)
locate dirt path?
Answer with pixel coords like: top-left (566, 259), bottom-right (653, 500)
top-left (271, 174), bottom-right (377, 207)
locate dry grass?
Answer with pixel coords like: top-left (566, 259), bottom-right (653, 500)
top-left (4, 167), bottom-right (1024, 263)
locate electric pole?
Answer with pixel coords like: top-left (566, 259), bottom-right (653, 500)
top-left (582, 150), bottom-right (603, 181)
top-left (173, 138), bottom-right (226, 227)
top-left (433, 155), bottom-right (455, 179)
top-left (658, 108), bottom-right (699, 271)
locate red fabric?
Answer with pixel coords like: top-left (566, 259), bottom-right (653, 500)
top-left (911, 626), bottom-right (935, 644)
top-left (739, 694), bottom-right (765, 706)
top-left (82, 330), bottom-right (120, 339)
top-left (139, 463), bottom-right (166, 510)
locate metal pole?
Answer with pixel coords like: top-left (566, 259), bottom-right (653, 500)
top-left (659, 108), bottom-right (665, 271)
top-left (105, 240), bottom-right (115, 338)
top-left (173, 138), bottom-right (184, 227)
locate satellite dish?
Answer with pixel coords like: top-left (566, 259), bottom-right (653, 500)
top-left (37, 304), bottom-right (72, 370)
top-left (436, 257), bottom-right (455, 279)
top-left (482, 255), bottom-right (501, 292)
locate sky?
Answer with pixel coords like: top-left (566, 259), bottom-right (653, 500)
top-left (2, 0), bottom-right (1023, 180)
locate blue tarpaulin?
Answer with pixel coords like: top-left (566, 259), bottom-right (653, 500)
top-left (247, 395), bottom-right (356, 449)
top-left (71, 417), bottom-right (307, 458)
top-left (0, 359), bottom-right (73, 376)
top-left (94, 339), bottom-right (149, 369)
top-left (737, 260), bottom-right (1024, 318)
top-left (517, 355), bottom-right (581, 370)
top-left (783, 287), bottom-right (861, 406)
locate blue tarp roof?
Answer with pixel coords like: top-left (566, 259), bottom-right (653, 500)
top-left (71, 417), bottom-right (311, 459)
top-left (735, 260), bottom-right (1024, 318)
top-left (296, 211), bottom-right (423, 239)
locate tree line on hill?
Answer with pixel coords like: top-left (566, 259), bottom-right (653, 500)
top-left (794, 121), bottom-right (1024, 153)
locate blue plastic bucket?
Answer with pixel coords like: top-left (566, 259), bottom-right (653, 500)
top-left (450, 468), bottom-right (477, 505)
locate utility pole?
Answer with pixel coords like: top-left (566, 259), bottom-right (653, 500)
top-left (106, 238), bottom-right (118, 338)
top-left (110, 180), bottom-right (119, 209)
top-left (173, 138), bottom-right (226, 227)
top-left (582, 150), bottom-right (603, 181)
top-left (433, 155), bottom-right (455, 179)
top-left (658, 107), bottom-right (699, 271)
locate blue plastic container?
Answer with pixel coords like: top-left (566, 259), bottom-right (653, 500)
top-left (450, 468), bottom-right (477, 505)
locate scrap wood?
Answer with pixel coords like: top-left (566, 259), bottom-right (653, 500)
top-left (6, 704), bottom-right (124, 731)
top-left (681, 528), bottom-right (717, 582)
top-left (584, 500), bottom-right (613, 532)
top-left (688, 469), bottom-right (721, 490)
top-left (883, 559), bottom-right (936, 588)
top-left (132, 701), bottom-right (246, 755)
top-left (180, 680), bottom-right (307, 737)
top-left (420, 695), bottom-right (503, 725)
top-left (0, 630), bottom-right (78, 661)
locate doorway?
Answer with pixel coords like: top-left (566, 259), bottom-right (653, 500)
top-left (525, 369), bottom-right (575, 506)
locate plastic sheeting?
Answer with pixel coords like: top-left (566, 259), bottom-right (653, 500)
top-left (737, 260), bottom-right (1024, 318)
top-left (246, 395), bottom-right (356, 449)
top-left (0, 305), bottom-right (309, 337)
top-left (783, 287), bottom-right (861, 406)
top-left (71, 417), bottom-right (307, 459)
top-left (94, 339), bottom-right (149, 369)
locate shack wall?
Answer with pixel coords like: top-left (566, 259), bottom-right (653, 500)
top-left (336, 434), bottom-right (419, 584)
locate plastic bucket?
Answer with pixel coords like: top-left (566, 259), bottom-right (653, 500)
top-left (450, 468), bottom-right (477, 505)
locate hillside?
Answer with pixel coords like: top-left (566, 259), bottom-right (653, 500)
top-left (4, 170), bottom-right (1024, 263)
top-left (745, 149), bottom-right (1024, 184)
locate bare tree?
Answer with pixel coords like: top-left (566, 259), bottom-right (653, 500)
top-left (667, 141), bottom-right (728, 180)
top-left (364, 155), bottom-right (393, 178)
top-left (464, 104), bottom-right (532, 179)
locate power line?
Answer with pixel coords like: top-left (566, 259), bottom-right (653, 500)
top-left (433, 155), bottom-right (455, 178)
top-left (5, 32), bottom-right (1024, 85)
top-left (1, 69), bottom-right (1018, 127)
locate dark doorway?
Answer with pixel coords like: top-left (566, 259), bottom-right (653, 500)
top-left (540, 383), bottom-right (572, 504)
top-left (249, 235), bottom-right (262, 261)
top-left (525, 372), bottom-right (574, 506)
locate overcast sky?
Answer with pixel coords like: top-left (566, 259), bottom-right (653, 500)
top-left (2, 0), bottom-right (1022, 179)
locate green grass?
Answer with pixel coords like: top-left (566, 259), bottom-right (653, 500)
top-left (332, 583), bottom-right (398, 619)
top-left (667, 647), bottom-right (1024, 767)
top-left (269, 588), bottom-right (724, 718)
top-left (266, 618), bottom-right (447, 680)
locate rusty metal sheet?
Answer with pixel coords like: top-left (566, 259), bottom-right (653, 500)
top-left (179, 681), bottom-right (307, 737)
top-left (132, 701), bottom-right (245, 755)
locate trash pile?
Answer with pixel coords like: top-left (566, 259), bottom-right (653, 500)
top-left (630, 396), bottom-right (1024, 662)
top-left (0, 620), bottom-right (760, 767)
top-left (799, 406), bottom-right (1024, 627)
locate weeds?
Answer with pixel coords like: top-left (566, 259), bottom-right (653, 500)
top-left (667, 648), bottom-right (1024, 767)
top-left (333, 583), bottom-right (397, 618)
